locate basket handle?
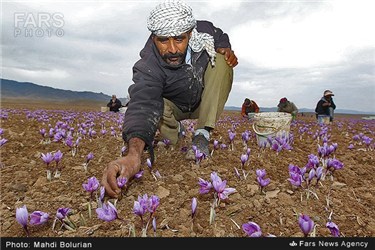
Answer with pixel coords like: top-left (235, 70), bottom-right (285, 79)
top-left (252, 123), bottom-right (276, 136)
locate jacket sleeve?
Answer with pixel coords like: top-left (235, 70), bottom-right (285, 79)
top-left (254, 102), bottom-right (260, 113)
top-left (115, 99), bottom-right (122, 108)
top-left (196, 21), bottom-right (231, 49)
top-left (241, 104), bottom-right (246, 116)
top-left (122, 61), bottom-right (164, 150)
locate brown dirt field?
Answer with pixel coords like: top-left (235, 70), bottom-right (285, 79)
top-left (0, 100), bottom-right (374, 238)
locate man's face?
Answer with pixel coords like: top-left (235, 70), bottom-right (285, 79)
top-left (153, 32), bottom-right (191, 66)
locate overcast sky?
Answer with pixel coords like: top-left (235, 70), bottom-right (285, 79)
top-left (1, 0), bottom-right (374, 112)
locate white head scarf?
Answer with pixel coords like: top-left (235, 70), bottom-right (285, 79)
top-left (147, 0), bottom-right (216, 65)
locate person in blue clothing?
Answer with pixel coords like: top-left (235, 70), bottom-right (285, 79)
top-left (101, 0), bottom-right (238, 198)
top-left (315, 90), bottom-right (336, 124)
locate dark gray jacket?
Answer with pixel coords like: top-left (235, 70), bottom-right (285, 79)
top-left (122, 20), bottom-right (232, 157)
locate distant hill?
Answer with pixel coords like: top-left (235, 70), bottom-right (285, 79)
top-left (0, 78), bottom-right (129, 104)
top-left (1, 78), bottom-right (373, 115)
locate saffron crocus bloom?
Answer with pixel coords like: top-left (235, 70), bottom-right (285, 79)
top-left (326, 221), bottom-right (340, 237)
top-left (41, 152), bottom-right (54, 165)
top-left (191, 197), bottom-right (197, 218)
top-left (0, 138), bottom-right (8, 146)
top-left (288, 164), bottom-right (302, 174)
top-left (246, 147), bottom-right (251, 156)
top-left (133, 199), bottom-right (147, 217)
top-left (54, 150), bottom-right (63, 164)
top-left (86, 152), bottom-right (94, 162)
top-left (242, 221), bottom-right (262, 237)
top-left (298, 214), bottom-right (314, 237)
top-left (240, 154), bottom-right (248, 166)
top-left (198, 177), bottom-right (212, 194)
top-left (29, 211), bottom-right (49, 225)
top-left (134, 170), bottom-right (144, 179)
top-left (147, 158), bottom-right (152, 169)
top-left (257, 176), bottom-right (270, 187)
top-left (56, 207), bottom-right (70, 220)
top-left (211, 172), bottom-right (236, 200)
top-left (308, 169), bottom-right (316, 183)
top-left (16, 205), bottom-right (29, 228)
top-left (228, 131), bottom-right (235, 142)
top-left (99, 186), bottom-right (105, 203)
top-left (256, 169), bottom-right (266, 178)
top-left (315, 166), bottom-right (323, 181)
top-left (96, 201), bottom-right (118, 222)
top-left (148, 195), bottom-right (160, 214)
top-left (117, 177), bottom-right (127, 188)
top-left (288, 172), bottom-right (303, 187)
top-left (327, 158), bottom-right (344, 170)
top-left (213, 140), bottom-right (219, 150)
top-left (82, 176), bottom-right (100, 193)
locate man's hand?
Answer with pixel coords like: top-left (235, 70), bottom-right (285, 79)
top-left (101, 155), bottom-right (141, 198)
top-left (217, 48), bottom-right (238, 68)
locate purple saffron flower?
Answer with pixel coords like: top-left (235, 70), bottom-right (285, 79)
top-left (133, 199), bottom-right (147, 217)
top-left (228, 131), bottom-right (235, 142)
top-left (288, 172), bottom-right (303, 187)
top-left (257, 176), bottom-right (270, 188)
top-left (116, 177), bottom-right (127, 188)
top-left (242, 221), bottom-right (262, 237)
top-left (29, 211), bottom-right (49, 225)
top-left (96, 201), bottom-right (118, 222)
top-left (246, 147), bottom-right (251, 156)
top-left (198, 177), bottom-right (212, 194)
top-left (41, 152), bottom-right (54, 165)
top-left (54, 150), bottom-right (63, 163)
top-left (256, 169), bottom-right (266, 178)
top-left (327, 158), bottom-right (344, 170)
top-left (348, 144), bottom-right (354, 149)
top-left (39, 128), bottom-right (46, 137)
top-left (86, 152), bottom-right (94, 162)
top-left (213, 140), bottom-right (219, 150)
top-left (326, 221), bottom-right (340, 237)
top-left (134, 170), bottom-right (144, 179)
top-left (121, 146), bottom-right (127, 156)
top-left (315, 166), bottom-right (323, 181)
top-left (299, 214), bottom-right (314, 237)
top-left (191, 197), bottom-right (197, 218)
top-left (56, 207), bottom-right (70, 220)
top-left (240, 154), bottom-right (248, 166)
top-left (65, 137), bottom-right (73, 148)
top-left (99, 186), bottom-right (105, 202)
top-left (211, 172), bottom-right (236, 200)
top-left (16, 205), bottom-right (28, 228)
top-left (148, 195), bottom-right (160, 213)
top-left (0, 138), bottom-right (8, 146)
top-left (82, 176), bottom-right (99, 193)
top-left (308, 169), bottom-right (316, 182)
top-left (147, 158), bottom-right (152, 169)
top-left (288, 164), bottom-right (302, 175)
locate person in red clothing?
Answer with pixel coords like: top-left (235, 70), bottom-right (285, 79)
top-left (241, 98), bottom-right (259, 118)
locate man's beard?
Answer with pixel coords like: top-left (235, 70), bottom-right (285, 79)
top-left (162, 52), bottom-right (186, 65)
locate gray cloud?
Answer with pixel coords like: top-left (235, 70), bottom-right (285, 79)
top-left (1, 0), bottom-right (374, 113)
